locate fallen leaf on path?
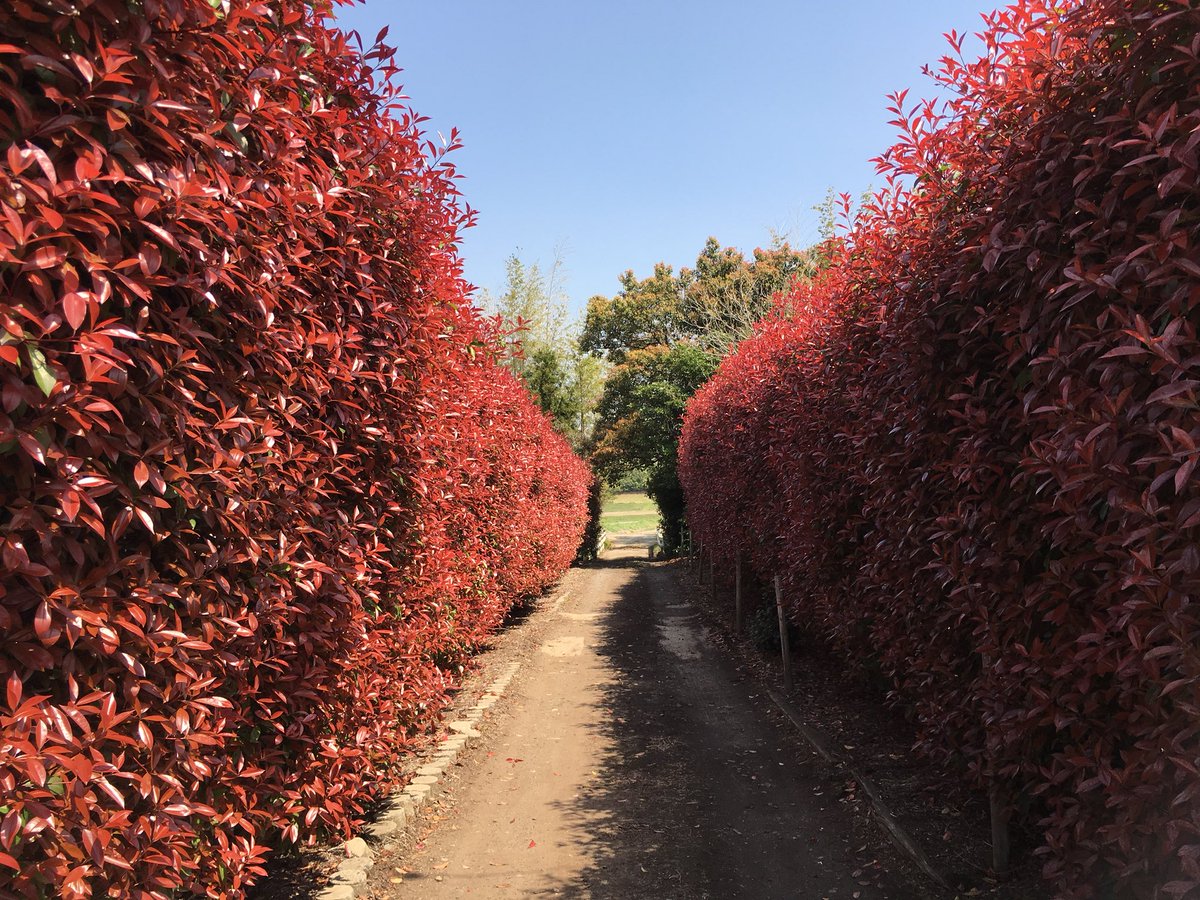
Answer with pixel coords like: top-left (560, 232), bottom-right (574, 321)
top-left (528, 840), bottom-right (537, 848)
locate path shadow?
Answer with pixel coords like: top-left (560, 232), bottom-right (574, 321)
top-left (541, 554), bottom-right (697, 898)
top-left (534, 549), bottom-right (925, 900)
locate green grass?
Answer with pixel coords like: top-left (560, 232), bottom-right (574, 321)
top-left (601, 491), bottom-right (659, 534)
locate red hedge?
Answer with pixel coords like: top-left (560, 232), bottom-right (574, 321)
top-left (0, 1), bottom-right (589, 896)
top-left (681, 1), bottom-right (1200, 896)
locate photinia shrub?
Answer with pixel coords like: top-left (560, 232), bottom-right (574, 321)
top-left (0, 1), bottom-right (589, 896)
top-left (681, 1), bottom-right (1199, 896)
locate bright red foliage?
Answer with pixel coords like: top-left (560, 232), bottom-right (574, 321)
top-left (681, 2), bottom-right (1200, 895)
top-left (0, 1), bottom-right (589, 896)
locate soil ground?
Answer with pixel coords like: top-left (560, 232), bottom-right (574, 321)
top-left (687, 560), bottom-right (1047, 900)
top-left (358, 535), bottom-right (932, 899)
top-left (254, 534), bottom-right (1047, 900)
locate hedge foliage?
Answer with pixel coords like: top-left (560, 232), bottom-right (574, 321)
top-left (680, 1), bottom-right (1199, 895)
top-left (0, 1), bottom-right (589, 895)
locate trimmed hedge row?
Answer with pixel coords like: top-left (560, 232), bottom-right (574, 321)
top-left (680, 1), bottom-right (1199, 896)
top-left (0, 2), bottom-right (589, 896)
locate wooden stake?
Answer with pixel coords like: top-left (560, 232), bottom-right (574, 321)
top-left (708, 557), bottom-right (714, 592)
top-left (982, 643), bottom-right (1011, 876)
top-left (734, 553), bottom-right (744, 632)
top-left (989, 784), bottom-right (1011, 875)
top-left (774, 575), bottom-right (793, 691)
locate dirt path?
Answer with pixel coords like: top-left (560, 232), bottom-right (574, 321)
top-left (364, 536), bottom-right (932, 899)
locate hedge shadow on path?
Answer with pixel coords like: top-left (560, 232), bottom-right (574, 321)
top-left (541, 550), bottom-right (930, 900)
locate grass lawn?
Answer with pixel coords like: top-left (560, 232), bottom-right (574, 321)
top-left (601, 491), bottom-right (659, 534)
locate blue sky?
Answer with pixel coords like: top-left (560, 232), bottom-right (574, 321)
top-left (334, 1), bottom-right (997, 318)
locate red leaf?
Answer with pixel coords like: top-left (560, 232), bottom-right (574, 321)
top-left (70, 53), bottom-right (94, 84)
top-left (57, 753), bottom-right (93, 783)
top-left (74, 153), bottom-right (102, 181)
top-left (28, 244), bottom-right (66, 270)
top-left (33, 601), bottom-right (53, 641)
top-left (61, 489), bottom-right (81, 522)
top-left (7, 643), bottom-right (54, 670)
top-left (5, 673), bottom-right (20, 711)
top-left (133, 506), bottom-right (154, 534)
top-left (17, 433), bottom-right (45, 466)
top-left (62, 292), bottom-right (88, 330)
top-left (39, 205), bottom-right (64, 230)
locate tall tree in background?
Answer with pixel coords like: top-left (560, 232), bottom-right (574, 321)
top-left (580, 237), bottom-right (822, 361)
top-left (578, 262), bottom-right (683, 362)
top-left (583, 237), bottom-right (822, 552)
top-left (592, 344), bottom-right (716, 552)
top-left (679, 238), bottom-right (822, 354)
top-left (485, 253), bottom-right (569, 377)
top-left (524, 345), bottom-right (574, 432)
top-left (565, 347), bottom-right (606, 447)
top-left (484, 252), bottom-right (605, 452)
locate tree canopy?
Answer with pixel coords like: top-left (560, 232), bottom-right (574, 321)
top-left (580, 237), bottom-right (822, 362)
top-left (485, 253), bottom-right (605, 451)
top-left (591, 343), bottom-right (717, 552)
top-left (582, 237), bottom-right (821, 552)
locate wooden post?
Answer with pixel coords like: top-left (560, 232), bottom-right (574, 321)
top-left (982, 643), bottom-right (1010, 876)
top-left (774, 575), bottom-right (793, 691)
top-left (734, 553), bottom-right (744, 632)
top-left (708, 557), bottom-right (714, 592)
top-left (989, 784), bottom-right (1011, 875)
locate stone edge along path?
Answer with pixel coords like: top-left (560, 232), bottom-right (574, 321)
top-left (764, 688), bottom-right (951, 891)
top-left (313, 587), bottom-right (558, 900)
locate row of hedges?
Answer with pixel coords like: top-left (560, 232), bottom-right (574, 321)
top-left (0, 1), bottom-right (590, 896)
top-left (680, 1), bottom-right (1199, 896)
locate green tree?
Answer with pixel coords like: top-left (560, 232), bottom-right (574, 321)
top-left (582, 237), bottom-right (821, 553)
top-left (524, 345), bottom-right (575, 433)
top-left (578, 262), bottom-right (683, 362)
top-left (677, 237), bottom-right (822, 354)
top-left (483, 251), bottom-right (607, 453)
top-left (591, 344), bottom-right (716, 552)
top-left (580, 237), bottom-right (820, 361)
top-left (485, 252), bottom-right (569, 376)
top-left (564, 345), bottom-right (605, 449)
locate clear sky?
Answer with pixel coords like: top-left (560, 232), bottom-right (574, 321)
top-left (333, 1), bottom-right (998, 317)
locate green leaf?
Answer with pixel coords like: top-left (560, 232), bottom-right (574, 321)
top-left (224, 122), bottom-right (249, 155)
top-left (25, 345), bottom-right (56, 397)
